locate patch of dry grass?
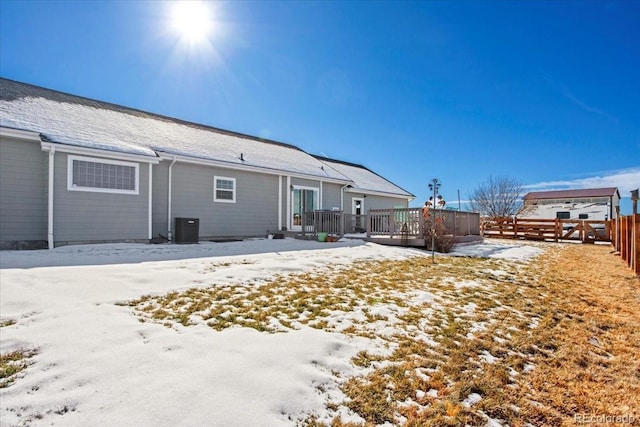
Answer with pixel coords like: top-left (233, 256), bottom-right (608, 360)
top-left (0, 319), bottom-right (16, 328)
top-left (511, 244), bottom-right (640, 425)
top-left (0, 348), bottom-right (37, 388)
top-left (122, 243), bottom-right (640, 426)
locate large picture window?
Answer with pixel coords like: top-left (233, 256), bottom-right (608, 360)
top-left (214, 176), bottom-right (236, 203)
top-left (67, 155), bottom-right (139, 194)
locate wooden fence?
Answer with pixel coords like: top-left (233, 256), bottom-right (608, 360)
top-left (611, 214), bottom-right (639, 275)
top-left (483, 215), bottom-right (639, 276)
top-left (482, 217), bottom-right (611, 243)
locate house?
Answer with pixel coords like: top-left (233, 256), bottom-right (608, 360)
top-left (0, 78), bottom-right (414, 249)
top-left (518, 188), bottom-right (621, 221)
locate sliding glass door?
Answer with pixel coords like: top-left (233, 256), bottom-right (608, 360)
top-left (291, 187), bottom-right (318, 231)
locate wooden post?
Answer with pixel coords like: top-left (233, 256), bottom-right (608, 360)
top-left (621, 217), bottom-right (628, 263)
top-left (631, 214), bottom-right (637, 274)
top-left (389, 209), bottom-right (395, 238)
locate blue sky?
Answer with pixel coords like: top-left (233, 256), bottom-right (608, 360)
top-left (1, 0), bottom-right (638, 213)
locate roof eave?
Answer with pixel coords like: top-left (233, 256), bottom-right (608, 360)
top-left (40, 141), bottom-right (161, 163)
top-left (0, 126), bottom-right (41, 142)
top-left (156, 151), bottom-right (352, 184)
top-left (346, 187), bottom-right (415, 200)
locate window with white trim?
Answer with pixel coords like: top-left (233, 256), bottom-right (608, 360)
top-left (214, 176), bottom-right (236, 203)
top-left (67, 155), bottom-right (139, 195)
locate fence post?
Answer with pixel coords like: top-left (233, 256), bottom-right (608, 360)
top-left (634, 214), bottom-right (639, 275)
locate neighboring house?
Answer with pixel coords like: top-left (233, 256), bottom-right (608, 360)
top-left (518, 188), bottom-right (621, 221)
top-left (0, 78), bottom-right (414, 249)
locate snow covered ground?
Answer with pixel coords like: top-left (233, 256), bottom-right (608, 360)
top-left (0, 238), bottom-right (542, 426)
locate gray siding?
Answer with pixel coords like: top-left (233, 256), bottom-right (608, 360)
top-left (355, 194), bottom-right (408, 212)
top-left (321, 182), bottom-right (342, 210)
top-left (53, 153), bottom-right (149, 244)
top-left (0, 137), bottom-right (412, 247)
top-left (0, 137), bottom-right (48, 243)
top-left (290, 177), bottom-right (320, 188)
top-left (171, 162), bottom-right (279, 238)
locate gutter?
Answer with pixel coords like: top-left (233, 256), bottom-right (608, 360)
top-left (155, 152), bottom-right (349, 186)
top-left (345, 187), bottom-right (415, 201)
top-left (40, 141), bottom-right (159, 164)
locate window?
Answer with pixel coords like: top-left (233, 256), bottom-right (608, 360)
top-left (556, 211), bottom-right (570, 219)
top-left (214, 176), bottom-right (236, 202)
top-left (578, 213), bottom-right (589, 219)
top-left (67, 155), bottom-right (138, 194)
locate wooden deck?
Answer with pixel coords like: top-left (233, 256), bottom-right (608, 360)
top-left (297, 208), bottom-right (482, 248)
top-left (367, 234), bottom-right (483, 247)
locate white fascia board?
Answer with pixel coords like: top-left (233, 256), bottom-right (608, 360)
top-left (0, 127), bottom-right (42, 142)
top-left (156, 152), bottom-right (351, 185)
top-left (346, 187), bottom-right (415, 201)
top-left (40, 141), bottom-right (160, 164)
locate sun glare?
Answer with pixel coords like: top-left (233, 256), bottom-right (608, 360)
top-left (171, 1), bottom-right (212, 43)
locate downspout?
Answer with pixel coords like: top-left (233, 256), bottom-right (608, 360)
top-left (278, 176), bottom-right (282, 231)
top-left (148, 163), bottom-right (153, 240)
top-left (47, 147), bottom-right (55, 249)
top-left (340, 184), bottom-right (349, 211)
top-left (286, 176), bottom-right (291, 230)
top-left (167, 157), bottom-right (177, 242)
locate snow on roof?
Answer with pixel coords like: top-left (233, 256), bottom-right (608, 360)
top-left (316, 156), bottom-right (414, 198)
top-left (524, 187), bottom-right (619, 200)
top-left (0, 78), bottom-right (348, 181)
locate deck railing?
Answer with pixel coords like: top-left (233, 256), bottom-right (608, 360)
top-left (299, 211), bottom-right (344, 237)
top-left (366, 208), bottom-right (480, 238)
top-left (299, 208), bottom-right (480, 239)
top-left (343, 213), bottom-right (368, 234)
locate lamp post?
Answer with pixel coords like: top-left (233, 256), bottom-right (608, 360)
top-left (428, 179), bottom-right (445, 263)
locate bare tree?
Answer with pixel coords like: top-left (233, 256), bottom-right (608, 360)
top-left (468, 176), bottom-right (524, 218)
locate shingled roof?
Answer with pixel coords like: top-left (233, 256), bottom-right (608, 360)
top-left (0, 78), bottom-right (349, 182)
top-left (524, 187), bottom-right (619, 200)
top-left (313, 155), bottom-right (414, 198)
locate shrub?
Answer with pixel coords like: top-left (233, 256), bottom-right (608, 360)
top-left (424, 217), bottom-right (456, 253)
